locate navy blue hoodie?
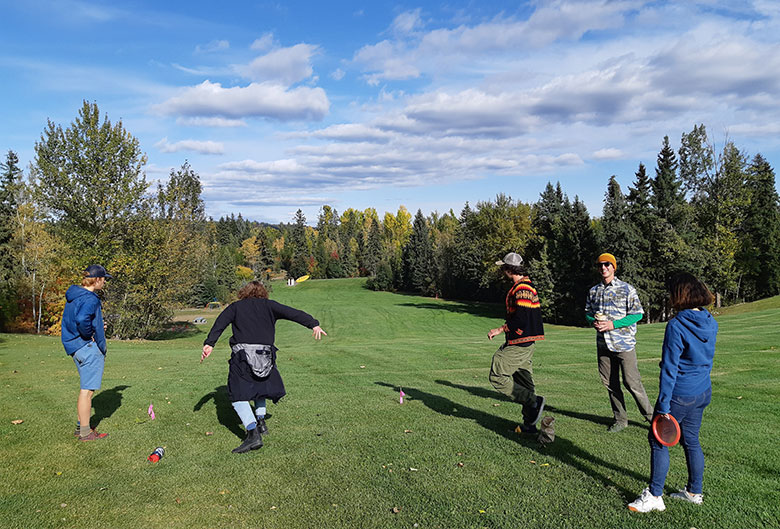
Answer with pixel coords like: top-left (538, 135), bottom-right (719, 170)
top-left (656, 308), bottom-right (718, 414)
top-left (61, 285), bottom-right (106, 355)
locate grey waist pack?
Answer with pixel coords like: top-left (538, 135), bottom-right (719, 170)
top-left (232, 343), bottom-right (278, 378)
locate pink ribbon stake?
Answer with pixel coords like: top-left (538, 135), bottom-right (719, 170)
top-left (399, 389), bottom-right (406, 404)
top-left (148, 403), bottom-right (155, 420)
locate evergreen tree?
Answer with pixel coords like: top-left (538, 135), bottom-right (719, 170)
top-left (402, 210), bottom-right (435, 294)
top-left (0, 151), bottom-right (22, 329)
top-left (362, 219), bottom-right (383, 277)
top-left (626, 163), bottom-right (663, 321)
top-left (556, 197), bottom-right (599, 325)
top-left (652, 136), bottom-right (686, 228)
top-left (738, 154), bottom-right (780, 299)
top-left (288, 209), bottom-right (309, 279)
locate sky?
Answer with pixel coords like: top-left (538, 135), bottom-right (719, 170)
top-left (2, 0), bottom-right (780, 224)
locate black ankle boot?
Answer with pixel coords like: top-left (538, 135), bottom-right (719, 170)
top-left (232, 427), bottom-right (263, 454)
top-left (257, 418), bottom-right (268, 435)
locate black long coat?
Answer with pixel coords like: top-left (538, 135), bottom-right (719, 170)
top-left (204, 297), bottom-right (319, 402)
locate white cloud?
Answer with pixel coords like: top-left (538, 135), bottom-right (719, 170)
top-left (195, 39), bottom-right (229, 54)
top-left (392, 9), bottom-right (423, 36)
top-left (154, 80), bottom-right (329, 121)
top-left (592, 148), bottom-right (624, 160)
top-left (250, 33), bottom-right (275, 51)
top-left (176, 116), bottom-right (247, 127)
top-left (242, 43), bottom-right (319, 85)
top-left (330, 68), bottom-right (345, 81)
top-left (155, 137), bottom-right (224, 155)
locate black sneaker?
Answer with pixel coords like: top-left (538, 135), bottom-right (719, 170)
top-left (529, 396), bottom-right (546, 426)
top-left (519, 424), bottom-right (538, 434)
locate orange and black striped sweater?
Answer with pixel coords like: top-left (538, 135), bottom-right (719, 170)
top-left (503, 278), bottom-right (545, 346)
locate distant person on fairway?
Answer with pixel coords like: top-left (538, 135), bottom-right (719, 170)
top-left (201, 281), bottom-right (327, 454)
top-left (585, 253), bottom-right (653, 433)
top-left (628, 273), bottom-right (717, 513)
top-left (61, 265), bottom-right (112, 441)
top-left (487, 252), bottom-right (545, 433)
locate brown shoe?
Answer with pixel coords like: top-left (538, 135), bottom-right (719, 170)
top-left (79, 430), bottom-right (109, 441)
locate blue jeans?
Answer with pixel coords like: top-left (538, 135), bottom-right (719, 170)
top-left (649, 387), bottom-right (711, 496)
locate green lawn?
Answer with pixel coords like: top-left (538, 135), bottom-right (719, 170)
top-left (1, 279), bottom-right (778, 528)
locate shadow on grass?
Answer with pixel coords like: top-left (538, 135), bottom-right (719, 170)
top-left (147, 322), bottom-right (203, 341)
top-left (376, 381), bottom-right (646, 500)
top-left (92, 385), bottom-right (130, 428)
top-left (435, 380), bottom-right (649, 429)
top-left (395, 301), bottom-right (503, 319)
top-left (193, 385), bottom-right (243, 439)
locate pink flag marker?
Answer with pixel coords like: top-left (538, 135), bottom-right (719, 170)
top-left (399, 389), bottom-right (406, 404)
top-left (148, 403), bottom-right (155, 420)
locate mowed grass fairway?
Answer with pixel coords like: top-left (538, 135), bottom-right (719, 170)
top-left (1, 279), bottom-right (779, 529)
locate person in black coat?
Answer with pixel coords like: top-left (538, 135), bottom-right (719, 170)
top-left (201, 281), bottom-right (327, 453)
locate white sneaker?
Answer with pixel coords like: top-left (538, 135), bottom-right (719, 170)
top-left (628, 488), bottom-right (666, 513)
top-left (670, 489), bottom-right (703, 504)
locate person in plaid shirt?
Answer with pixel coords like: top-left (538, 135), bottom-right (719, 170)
top-left (585, 253), bottom-right (653, 433)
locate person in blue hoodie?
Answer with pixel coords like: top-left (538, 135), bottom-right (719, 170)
top-left (628, 272), bottom-right (718, 513)
top-left (61, 265), bottom-right (112, 441)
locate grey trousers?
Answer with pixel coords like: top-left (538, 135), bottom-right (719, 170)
top-left (597, 344), bottom-right (653, 425)
top-left (489, 343), bottom-right (536, 408)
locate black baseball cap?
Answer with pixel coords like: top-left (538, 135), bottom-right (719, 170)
top-left (84, 264), bottom-right (113, 279)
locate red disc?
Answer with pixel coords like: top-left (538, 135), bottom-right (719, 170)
top-left (652, 414), bottom-right (681, 446)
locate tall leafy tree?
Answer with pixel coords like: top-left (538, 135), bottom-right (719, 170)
top-left (32, 101), bottom-right (148, 260)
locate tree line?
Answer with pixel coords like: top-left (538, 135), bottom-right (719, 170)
top-left (1, 102), bottom-right (778, 337)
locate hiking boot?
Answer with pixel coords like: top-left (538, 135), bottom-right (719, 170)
top-left (519, 424), bottom-right (538, 434)
top-left (529, 396), bottom-right (545, 426)
top-left (79, 430), bottom-right (108, 441)
top-left (607, 422), bottom-right (627, 433)
top-left (628, 488), bottom-right (666, 513)
top-left (256, 418), bottom-right (269, 435)
top-left (232, 427), bottom-right (263, 454)
top-left (670, 489), bottom-right (703, 504)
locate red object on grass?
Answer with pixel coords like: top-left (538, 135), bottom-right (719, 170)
top-left (652, 414), bottom-right (681, 446)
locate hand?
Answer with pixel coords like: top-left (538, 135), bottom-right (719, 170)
top-left (594, 320), bottom-right (614, 332)
top-left (661, 413), bottom-right (672, 420)
top-left (312, 326), bottom-right (327, 340)
top-left (201, 345), bottom-right (213, 363)
top-left (487, 327), bottom-right (503, 340)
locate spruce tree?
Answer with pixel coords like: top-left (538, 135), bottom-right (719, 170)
top-left (739, 154), bottom-right (780, 299)
top-left (402, 209), bottom-right (435, 294)
top-left (0, 151), bottom-right (22, 329)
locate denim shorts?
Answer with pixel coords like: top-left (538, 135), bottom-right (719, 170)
top-left (72, 341), bottom-right (105, 390)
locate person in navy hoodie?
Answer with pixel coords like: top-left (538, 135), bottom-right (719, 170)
top-left (61, 265), bottom-right (111, 441)
top-left (628, 273), bottom-right (718, 513)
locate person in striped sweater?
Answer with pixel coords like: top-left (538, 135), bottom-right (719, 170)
top-left (487, 252), bottom-right (546, 433)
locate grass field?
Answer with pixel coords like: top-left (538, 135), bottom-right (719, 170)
top-left (1, 278), bottom-right (779, 529)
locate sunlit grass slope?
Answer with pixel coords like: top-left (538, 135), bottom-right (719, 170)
top-left (1, 279), bottom-right (778, 528)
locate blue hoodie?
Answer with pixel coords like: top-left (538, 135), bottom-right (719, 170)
top-left (61, 285), bottom-right (106, 355)
top-left (656, 308), bottom-right (718, 414)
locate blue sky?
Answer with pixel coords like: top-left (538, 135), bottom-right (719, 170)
top-left (2, 0), bottom-right (780, 224)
